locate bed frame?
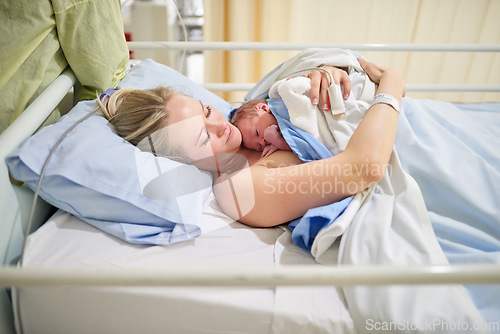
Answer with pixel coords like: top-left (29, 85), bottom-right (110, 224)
top-left (1, 42), bottom-right (499, 334)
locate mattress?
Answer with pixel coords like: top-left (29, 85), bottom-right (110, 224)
top-left (15, 192), bottom-right (355, 334)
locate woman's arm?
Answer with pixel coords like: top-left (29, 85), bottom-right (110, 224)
top-left (343, 58), bottom-right (405, 180)
top-left (215, 59), bottom-right (405, 227)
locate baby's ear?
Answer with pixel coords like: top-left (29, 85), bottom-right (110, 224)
top-left (256, 102), bottom-right (271, 113)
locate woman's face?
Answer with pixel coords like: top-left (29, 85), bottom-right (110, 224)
top-left (165, 95), bottom-right (242, 164)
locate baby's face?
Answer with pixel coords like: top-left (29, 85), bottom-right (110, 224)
top-left (237, 106), bottom-right (278, 151)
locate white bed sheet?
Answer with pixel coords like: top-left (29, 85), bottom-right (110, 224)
top-left (15, 192), bottom-right (355, 334)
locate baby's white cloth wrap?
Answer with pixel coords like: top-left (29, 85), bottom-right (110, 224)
top-left (248, 48), bottom-right (487, 333)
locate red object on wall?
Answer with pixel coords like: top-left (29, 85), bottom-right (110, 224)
top-left (125, 32), bottom-right (134, 59)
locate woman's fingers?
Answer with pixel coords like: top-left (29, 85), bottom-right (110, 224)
top-left (308, 70), bottom-right (322, 107)
top-left (306, 66), bottom-right (352, 111)
top-left (338, 70), bottom-right (351, 100)
top-left (358, 57), bottom-right (406, 97)
top-left (320, 74), bottom-right (330, 111)
top-left (357, 57), bottom-right (385, 84)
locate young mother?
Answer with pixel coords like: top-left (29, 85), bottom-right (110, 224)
top-left (98, 58), bottom-right (405, 228)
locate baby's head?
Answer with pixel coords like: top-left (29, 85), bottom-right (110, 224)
top-left (230, 99), bottom-right (279, 152)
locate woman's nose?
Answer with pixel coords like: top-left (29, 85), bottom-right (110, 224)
top-left (206, 118), bottom-right (226, 138)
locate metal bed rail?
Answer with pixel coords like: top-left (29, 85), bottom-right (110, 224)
top-left (127, 41), bottom-right (500, 52)
top-left (201, 83), bottom-right (500, 92)
top-left (127, 41), bottom-right (500, 93)
top-left (0, 66), bottom-right (77, 267)
top-left (1, 264), bottom-right (500, 287)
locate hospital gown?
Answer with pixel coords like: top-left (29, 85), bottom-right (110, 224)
top-left (0, 0), bottom-right (129, 132)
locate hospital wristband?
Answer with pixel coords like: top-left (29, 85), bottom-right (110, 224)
top-left (371, 93), bottom-right (400, 113)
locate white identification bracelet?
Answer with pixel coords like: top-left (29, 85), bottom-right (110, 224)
top-left (371, 93), bottom-right (400, 113)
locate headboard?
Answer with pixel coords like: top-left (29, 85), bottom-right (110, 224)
top-left (0, 67), bottom-right (76, 333)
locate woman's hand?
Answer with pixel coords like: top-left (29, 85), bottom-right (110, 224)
top-left (357, 58), bottom-right (406, 98)
top-left (304, 65), bottom-right (351, 111)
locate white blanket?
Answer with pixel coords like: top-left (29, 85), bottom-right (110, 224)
top-left (249, 48), bottom-right (487, 333)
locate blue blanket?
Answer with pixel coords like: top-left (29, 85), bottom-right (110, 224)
top-left (266, 99), bottom-right (353, 251)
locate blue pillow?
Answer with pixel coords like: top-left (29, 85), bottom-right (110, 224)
top-left (6, 59), bottom-right (232, 245)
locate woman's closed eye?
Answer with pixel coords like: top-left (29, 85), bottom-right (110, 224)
top-left (205, 105), bottom-right (212, 117)
top-left (202, 106), bottom-right (212, 145)
top-left (198, 102), bottom-right (212, 146)
top-left (202, 131), bottom-right (211, 146)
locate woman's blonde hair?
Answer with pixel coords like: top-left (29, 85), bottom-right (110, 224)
top-left (96, 87), bottom-right (192, 164)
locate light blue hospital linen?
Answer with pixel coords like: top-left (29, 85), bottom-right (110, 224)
top-left (248, 48), bottom-right (490, 333)
top-left (396, 98), bottom-right (500, 329)
top-left (267, 99), bottom-right (352, 251)
top-left (396, 99), bottom-right (500, 259)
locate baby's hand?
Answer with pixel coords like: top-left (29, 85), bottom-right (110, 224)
top-left (264, 125), bottom-right (289, 150)
top-left (261, 144), bottom-right (279, 157)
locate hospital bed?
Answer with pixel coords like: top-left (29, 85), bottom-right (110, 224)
top-left (1, 42), bottom-right (499, 334)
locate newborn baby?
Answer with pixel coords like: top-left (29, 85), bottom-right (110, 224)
top-left (229, 99), bottom-right (291, 157)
